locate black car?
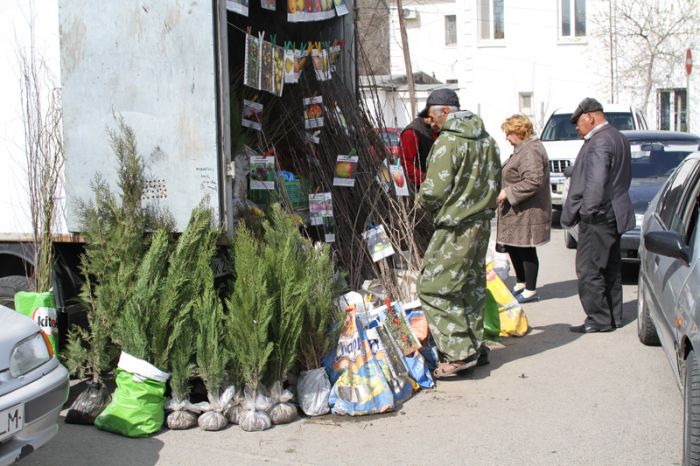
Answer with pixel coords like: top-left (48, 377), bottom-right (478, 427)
top-left (563, 130), bottom-right (700, 264)
top-left (637, 151), bottom-right (700, 464)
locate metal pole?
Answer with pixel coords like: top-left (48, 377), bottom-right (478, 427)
top-left (609, 0), bottom-right (614, 103)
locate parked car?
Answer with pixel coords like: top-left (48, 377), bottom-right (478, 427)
top-left (541, 104), bottom-right (648, 208)
top-left (636, 151), bottom-right (700, 464)
top-left (0, 305), bottom-right (69, 466)
top-left (378, 127), bottom-right (401, 157)
top-left (562, 130), bottom-right (700, 265)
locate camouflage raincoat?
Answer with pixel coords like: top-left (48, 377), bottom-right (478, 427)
top-left (417, 110), bottom-right (501, 362)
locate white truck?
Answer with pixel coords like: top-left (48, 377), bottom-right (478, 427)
top-left (0, 0), bottom-right (356, 347)
top-left (540, 104), bottom-right (649, 208)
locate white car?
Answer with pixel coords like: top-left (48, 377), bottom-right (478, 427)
top-left (540, 104), bottom-right (648, 208)
top-left (0, 305), bottom-right (69, 466)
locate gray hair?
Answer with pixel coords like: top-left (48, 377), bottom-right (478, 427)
top-left (430, 105), bottom-right (459, 115)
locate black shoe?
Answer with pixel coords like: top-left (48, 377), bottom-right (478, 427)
top-left (477, 346), bottom-right (490, 367)
top-left (569, 323), bottom-right (615, 334)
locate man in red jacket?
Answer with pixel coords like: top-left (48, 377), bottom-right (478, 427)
top-left (399, 116), bottom-right (439, 187)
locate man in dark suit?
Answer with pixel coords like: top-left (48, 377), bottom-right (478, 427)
top-left (561, 97), bottom-right (635, 333)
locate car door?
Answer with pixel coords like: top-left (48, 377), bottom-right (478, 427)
top-left (648, 160), bottom-right (700, 359)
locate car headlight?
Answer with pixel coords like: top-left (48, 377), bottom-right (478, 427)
top-left (635, 213), bottom-right (644, 229)
top-left (10, 332), bottom-right (52, 377)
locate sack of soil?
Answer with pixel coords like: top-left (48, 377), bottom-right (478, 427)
top-left (165, 397), bottom-right (204, 430)
top-left (297, 367), bottom-right (331, 416)
top-left (223, 389), bottom-right (244, 424)
top-left (268, 381), bottom-right (298, 425)
top-left (238, 385), bottom-right (272, 432)
top-left (94, 352), bottom-right (170, 437)
top-left (65, 381), bottom-right (112, 425)
top-left (197, 386), bottom-right (236, 431)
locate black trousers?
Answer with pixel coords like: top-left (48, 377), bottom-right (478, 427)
top-left (504, 245), bottom-right (539, 291)
top-left (575, 219), bottom-right (623, 327)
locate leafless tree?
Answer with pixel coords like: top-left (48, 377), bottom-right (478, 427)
top-left (593, 0), bottom-right (699, 114)
top-left (17, 2), bottom-right (64, 292)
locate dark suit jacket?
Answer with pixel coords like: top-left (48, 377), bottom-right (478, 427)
top-left (561, 123), bottom-right (635, 234)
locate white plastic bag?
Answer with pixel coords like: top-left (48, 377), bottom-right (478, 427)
top-left (196, 386), bottom-right (236, 431)
top-left (297, 367), bottom-right (331, 416)
top-left (486, 240), bottom-right (511, 281)
top-left (268, 381), bottom-right (298, 424)
top-left (238, 385), bottom-right (272, 432)
top-left (165, 397), bottom-right (204, 430)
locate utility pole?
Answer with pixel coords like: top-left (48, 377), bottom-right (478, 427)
top-left (396, 0), bottom-right (416, 118)
top-left (608, 0), bottom-right (615, 103)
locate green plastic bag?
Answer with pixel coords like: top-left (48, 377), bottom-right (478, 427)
top-left (484, 289), bottom-right (501, 341)
top-left (14, 291), bottom-right (58, 353)
top-left (95, 353), bottom-right (169, 437)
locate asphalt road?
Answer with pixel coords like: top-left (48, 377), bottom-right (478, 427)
top-left (23, 220), bottom-right (682, 466)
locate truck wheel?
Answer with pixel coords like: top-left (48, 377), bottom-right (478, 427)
top-left (637, 278), bottom-right (660, 346)
top-left (0, 275), bottom-right (33, 309)
top-left (684, 349), bottom-right (700, 465)
top-left (564, 230), bottom-right (577, 249)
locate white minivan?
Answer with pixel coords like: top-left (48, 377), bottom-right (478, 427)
top-left (540, 104), bottom-right (648, 208)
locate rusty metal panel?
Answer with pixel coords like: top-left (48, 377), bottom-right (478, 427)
top-left (59, 0), bottom-right (221, 232)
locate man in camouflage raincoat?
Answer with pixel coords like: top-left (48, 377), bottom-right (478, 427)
top-left (416, 89), bottom-right (501, 378)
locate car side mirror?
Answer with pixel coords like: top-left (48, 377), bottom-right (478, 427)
top-left (643, 230), bottom-right (691, 266)
top-left (563, 165), bottom-right (574, 178)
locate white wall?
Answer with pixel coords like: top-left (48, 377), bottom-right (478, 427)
top-left (385, 0), bottom-right (700, 159)
top-left (0, 0), bottom-right (65, 238)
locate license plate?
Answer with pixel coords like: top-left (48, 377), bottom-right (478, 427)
top-left (0, 404), bottom-right (24, 442)
top-left (555, 183), bottom-right (564, 194)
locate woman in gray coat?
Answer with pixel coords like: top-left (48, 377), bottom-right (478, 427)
top-left (497, 115), bottom-right (551, 303)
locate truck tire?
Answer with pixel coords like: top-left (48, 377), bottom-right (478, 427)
top-left (0, 275), bottom-right (33, 309)
top-left (684, 349), bottom-right (700, 465)
top-left (564, 230), bottom-right (577, 249)
top-left (637, 278), bottom-right (660, 346)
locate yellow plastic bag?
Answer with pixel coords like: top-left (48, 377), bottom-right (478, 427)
top-left (485, 262), bottom-right (529, 337)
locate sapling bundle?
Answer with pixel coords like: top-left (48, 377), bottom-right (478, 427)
top-left (296, 241), bottom-right (343, 416)
top-left (64, 119), bottom-right (165, 424)
top-left (262, 204), bottom-right (307, 424)
top-left (96, 204), bottom-right (217, 437)
top-left (195, 254), bottom-right (233, 431)
top-left (226, 224), bottom-right (275, 432)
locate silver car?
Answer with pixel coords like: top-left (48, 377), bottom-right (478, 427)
top-left (0, 305), bottom-right (69, 466)
top-left (637, 151), bottom-right (700, 464)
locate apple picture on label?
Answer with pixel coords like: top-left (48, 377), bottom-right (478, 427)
top-left (393, 171), bottom-right (405, 188)
top-left (335, 161), bottom-right (353, 178)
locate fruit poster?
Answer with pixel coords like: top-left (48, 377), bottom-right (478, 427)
top-left (312, 48), bottom-right (331, 81)
top-left (260, 40), bottom-right (274, 94)
top-left (284, 49), bottom-right (298, 84)
top-left (303, 96), bottom-right (324, 129)
top-left (249, 155), bottom-right (276, 190)
top-left (376, 160), bottom-right (392, 193)
top-left (333, 155), bottom-right (358, 187)
top-left (241, 100), bottom-right (263, 131)
top-left (244, 34), bottom-right (260, 89)
top-left (226, 0), bottom-right (249, 16)
top-left (334, 0), bottom-right (349, 16)
top-left (309, 192), bottom-right (333, 226)
top-left (288, 0), bottom-right (336, 22)
top-left (261, 0), bottom-right (275, 10)
top-left (273, 45), bottom-right (285, 96)
top-left (389, 164), bottom-right (408, 196)
top-left (363, 225), bottom-right (395, 262)
top-left (378, 302), bottom-right (420, 356)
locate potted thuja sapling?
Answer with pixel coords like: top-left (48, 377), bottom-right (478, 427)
top-left (64, 120), bottom-right (160, 424)
top-left (95, 204), bottom-right (215, 437)
top-left (261, 205), bottom-right (308, 425)
top-left (226, 224), bottom-right (275, 432)
top-left (166, 207), bottom-right (220, 430)
top-left (296, 241), bottom-right (343, 416)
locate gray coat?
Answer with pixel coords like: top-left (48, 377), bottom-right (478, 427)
top-left (497, 136), bottom-right (552, 247)
top-left (561, 123), bottom-right (635, 234)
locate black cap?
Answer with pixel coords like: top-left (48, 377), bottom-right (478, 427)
top-left (570, 97), bottom-right (604, 123)
top-left (418, 89), bottom-right (460, 118)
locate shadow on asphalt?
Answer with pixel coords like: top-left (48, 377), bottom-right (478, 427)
top-left (535, 279), bottom-right (578, 300)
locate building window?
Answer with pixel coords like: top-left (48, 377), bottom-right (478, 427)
top-left (445, 15), bottom-right (457, 46)
top-left (658, 89), bottom-right (687, 132)
top-left (446, 79), bottom-right (459, 84)
top-left (519, 92), bottom-right (533, 116)
top-left (560, 0), bottom-right (586, 38)
top-left (478, 0), bottom-right (504, 40)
